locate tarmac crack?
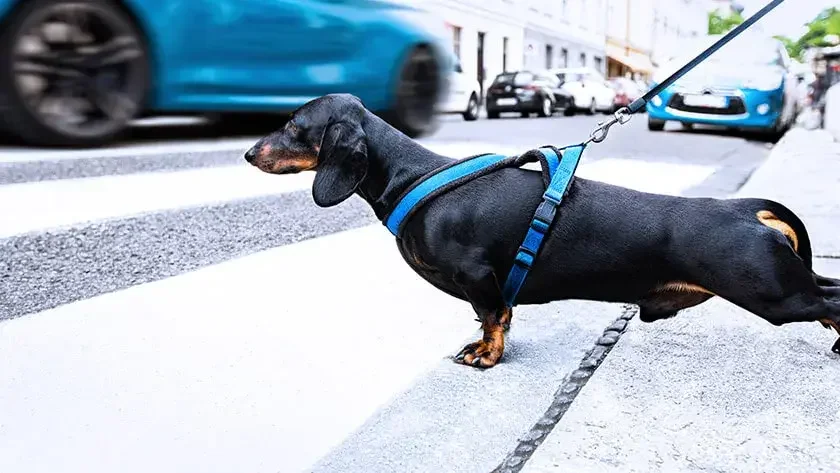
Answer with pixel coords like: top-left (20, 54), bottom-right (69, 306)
top-left (491, 304), bottom-right (638, 473)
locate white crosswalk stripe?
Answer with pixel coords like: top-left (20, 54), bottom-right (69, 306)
top-left (0, 143), bottom-right (716, 473)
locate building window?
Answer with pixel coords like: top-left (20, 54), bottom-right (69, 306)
top-left (594, 56), bottom-right (603, 72)
top-left (561, 48), bottom-right (568, 67)
top-left (452, 26), bottom-right (462, 60)
top-left (579, 52), bottom-right (586, 67)
top-left (503, 36), bottom-right (509, 72)
top-left (546, 44), bottom-right (554, 69)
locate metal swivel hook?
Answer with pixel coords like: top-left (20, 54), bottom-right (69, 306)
top-left (586, 106), bottom-right (632, 144)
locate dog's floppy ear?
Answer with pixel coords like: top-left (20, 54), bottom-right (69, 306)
top-left (312, 120), bottom-right (368, 207)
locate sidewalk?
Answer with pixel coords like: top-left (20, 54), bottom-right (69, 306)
top-left (523, 128), bottom-right (840, 472)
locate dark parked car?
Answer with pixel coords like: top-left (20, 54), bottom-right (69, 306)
top-left (485, 71), bottom-right (572, 119)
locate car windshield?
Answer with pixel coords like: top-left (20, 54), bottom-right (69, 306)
top-left (680, 35), bottom-right (783, 66)
top-left (556, 72), bottom-right (585, 82)
top-left (493, 73), bottom-right (516, 85)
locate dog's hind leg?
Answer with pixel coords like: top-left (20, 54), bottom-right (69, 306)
top-left (452, 262), bottom-right (507, 369)
top-left (637, 284), bottom-right (714, 323)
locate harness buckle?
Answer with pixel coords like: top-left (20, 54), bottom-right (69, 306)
top-left (532, 200), bottom-right (557, 231)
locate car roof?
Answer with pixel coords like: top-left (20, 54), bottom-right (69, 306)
top-left (549, 67), bottom-right (593, 74)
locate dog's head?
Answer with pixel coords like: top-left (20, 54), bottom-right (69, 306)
top-left (244, 93), bottom-right (369, 207)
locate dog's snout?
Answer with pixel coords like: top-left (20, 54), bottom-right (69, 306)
top-left (244, 146), bottom-right (257, 163)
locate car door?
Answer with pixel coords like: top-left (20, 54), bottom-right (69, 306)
top-left (183, 0), bottom-right (355, 103)
top-left (448, 59), bottom-right (470, 112)
top-left (586, 71), bottom-right (613, 109)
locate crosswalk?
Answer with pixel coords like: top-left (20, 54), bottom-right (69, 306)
top-left (0, 139), bottom-right (716, 473)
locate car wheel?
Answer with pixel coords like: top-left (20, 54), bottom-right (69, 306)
top-left (0, 0), bottom-right (150, 147)
top-left (587, 99), bottom-right (596, 115)
top-left (487, 110), bottom-right (500, 119)
top-left (462, 93), bottom-right (479, 121)
top-left (648, 118), bottom-right (666, 131)
top-left (563, 99), bottom-right (576, 116)
top-left (387, 45), bottom-right (442, 138)
top-left (537, 96), bottom-right (552, 117)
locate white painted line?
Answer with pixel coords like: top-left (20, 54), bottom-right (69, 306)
top-left (0, 155), bottom-right (716, 239)
top-left (0, 225), bottom-right (479, 473)
top-left (0, 165), bottom-right (314, 238)
top-left (577, 159), bottom-right (716, 196)
top-left (0, 139), bottom-right (522, 165)
top-left (0, 138), bottom-right (261, 163)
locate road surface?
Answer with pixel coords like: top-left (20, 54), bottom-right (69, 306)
top-left (0, 113), bottom-right (773, 473)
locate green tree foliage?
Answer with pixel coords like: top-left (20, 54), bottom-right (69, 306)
top-left (777, 7), bottom-right (840, 60)
top-left (708, 10), bottom-right (745, 35)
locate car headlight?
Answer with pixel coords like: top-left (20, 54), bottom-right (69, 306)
top-left (744, 74), bottom-right (784, 91)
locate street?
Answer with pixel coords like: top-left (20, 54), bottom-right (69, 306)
top-left (0, 113), bottom-right (802, 473)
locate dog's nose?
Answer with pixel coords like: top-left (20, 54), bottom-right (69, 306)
top-left (244, 147), bottom-right (257, 163)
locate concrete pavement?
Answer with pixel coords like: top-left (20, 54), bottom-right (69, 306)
top-left (521, 128), bottom-right (840, 473)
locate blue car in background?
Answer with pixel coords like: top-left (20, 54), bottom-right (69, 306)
top-left (646, 35), bottom-right (799, 138)
top-left (0, 0), bottom-right (451, 146)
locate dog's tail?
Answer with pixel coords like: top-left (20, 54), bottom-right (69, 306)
top-left (750, 199), bottom-right (813, 271)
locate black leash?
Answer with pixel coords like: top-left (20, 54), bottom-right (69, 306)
top-left (586, 0), bottom-right (786, 144)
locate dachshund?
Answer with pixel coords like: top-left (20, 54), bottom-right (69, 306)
top-left (244, 93), bottom-right (840, 369)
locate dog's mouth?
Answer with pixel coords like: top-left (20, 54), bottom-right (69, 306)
top-left (254, 156), bottom-right (318, 175)
top-left (246, 143), bottom-right (318, 175)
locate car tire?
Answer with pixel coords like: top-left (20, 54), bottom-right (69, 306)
top-left (648, 118), bottom-right (666, 131)
top-left (563, 99), bottom-right (576, 116)
top-left (0, 0), bottom-right (150, 147)
top-left (537, 96), bottom-right (553, 117)
top-left (487, 110), bottom-right (500, 119)
top-left (462, 93), bottom-right (479, 121)
top-left (386, 45), bottom-right (442, 138)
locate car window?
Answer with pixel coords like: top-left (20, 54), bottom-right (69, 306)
top-left (514, 72), bottom-right (535, 85)
top-left (536, 73), bottom-right (559, 86)
top-left (492, 73), bottom-right (516, 85)
top-left (557, 72), bottom-right (584, 83)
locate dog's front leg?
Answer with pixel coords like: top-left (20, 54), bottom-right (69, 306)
top-left (452, 265), bottom-right (507, 368)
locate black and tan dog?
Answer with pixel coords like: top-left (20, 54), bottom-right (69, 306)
top-left (244, 93), bottom-right (840, 369)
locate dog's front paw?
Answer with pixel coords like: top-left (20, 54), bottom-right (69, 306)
top-left (454, 339), bottom-right (503, 369)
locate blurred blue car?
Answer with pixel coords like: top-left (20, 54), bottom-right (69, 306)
top-left (646, 35), bottom-right (799, 138)
top-left (0, 0), bottom-right (451, 146)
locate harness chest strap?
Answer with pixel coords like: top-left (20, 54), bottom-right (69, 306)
top-left (382, 144), bottom-right (586, 308)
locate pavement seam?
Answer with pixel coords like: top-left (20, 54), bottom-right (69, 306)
top-left (490, 304), bottom-right (638, 473)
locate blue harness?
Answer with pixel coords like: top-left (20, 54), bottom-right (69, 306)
top-left (382, 143), bottom-right (586, 308)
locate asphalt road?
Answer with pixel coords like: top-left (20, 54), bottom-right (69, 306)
top-left (0, 112), bottom-right (775, 473)
top-left (0, 113), bottom-right (771, 319)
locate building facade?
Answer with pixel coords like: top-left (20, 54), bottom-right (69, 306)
top-left (605, 0), bottom-right (707, 80)
top-left (520, 0), bottom-right (608, 74)
top-left (405, 0), bottom-right (708, 93)
top-left (403, 0), bottom-right (608, 98)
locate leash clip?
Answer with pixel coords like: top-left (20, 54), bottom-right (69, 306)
top-left (586, 107), bottom-right (632, 144)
